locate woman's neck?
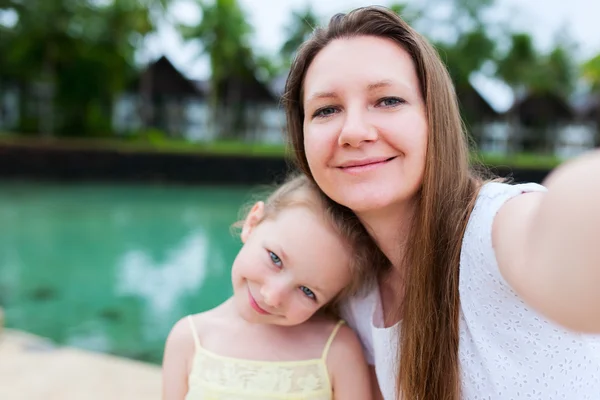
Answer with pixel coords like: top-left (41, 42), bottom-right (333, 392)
top-left (357, 198), bottom-right (417, 272)
top-left (357, 200), bottom-right (417, 325)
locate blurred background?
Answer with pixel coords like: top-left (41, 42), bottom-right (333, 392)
top-left (0, 0), bottom-right (599, 367)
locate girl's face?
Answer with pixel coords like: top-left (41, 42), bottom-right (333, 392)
top-left (302, 36), bottom-right (428, 216)
top-left (231, 201), bottom-right (352, 326)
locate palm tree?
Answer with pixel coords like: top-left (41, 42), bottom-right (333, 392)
top-left (389, 2), bottom-right (422, 25)
top-left (582, 54), bottom-right (600, 91)
top-left (434, 26), bottom-right (496, 146)
top-left (280, 6), bottom-right (320, 67)
top-left (496, 33), bottom-right (538, 98)
top-left (497, 33), bottom-right (577, 153)
top-left (182, 0), bottom-right (254, 104)
top-left (582, 54), bottom-right (600, 146)
top-left (181, 0), bottom-right (261, 138)
top-left (0, 0), bottom-right (170, 136)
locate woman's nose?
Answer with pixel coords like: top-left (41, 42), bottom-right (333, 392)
top-left (338, 109), bottom-right (378, 147)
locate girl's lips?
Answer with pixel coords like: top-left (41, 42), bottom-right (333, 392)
top-left (248, 288), bottom-right (271, 315)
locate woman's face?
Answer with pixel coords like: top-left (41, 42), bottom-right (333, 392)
top-left (302, 35), bottom-right (428, 216)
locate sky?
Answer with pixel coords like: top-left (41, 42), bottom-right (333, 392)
top-left (141, 0), bottom-right (600, 111)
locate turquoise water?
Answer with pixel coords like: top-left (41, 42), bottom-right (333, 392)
top-left (0, 182), bottom-right (259, 364)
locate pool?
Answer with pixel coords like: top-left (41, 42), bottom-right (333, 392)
top-left (0, 182), bottom-right (258, 364)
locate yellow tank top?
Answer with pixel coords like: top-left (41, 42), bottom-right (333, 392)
top-left (185, 316), bottom-right (344, 400)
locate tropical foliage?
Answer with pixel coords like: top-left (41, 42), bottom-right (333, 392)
top-left (0, 0), bottom-right (596, 144)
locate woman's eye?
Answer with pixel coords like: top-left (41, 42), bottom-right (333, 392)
top-left (313, 107), bottom-right (337, 118)
top-left (378, 97), bottom-right (403, 107)
top-left (268, 251), bottom-right (282, 267)
top-left (300, 286), bottom-right (316, 300)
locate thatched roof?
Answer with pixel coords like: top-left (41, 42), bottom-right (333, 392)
top-left (216, 74), bottom-right (276, 105)
top-left (131, 56), bottom-right (204, 98)
top-left (193, 74), bottom-right (277, 105)
top-left (510, 91), bottom-right (575, 127)
top-left (581, 94), bottom-right (600, 122)
top-left (456, 82), bottom-right (500, 123)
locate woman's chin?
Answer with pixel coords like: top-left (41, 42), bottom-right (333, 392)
top-left (330, 188), bottom-right (406, 215)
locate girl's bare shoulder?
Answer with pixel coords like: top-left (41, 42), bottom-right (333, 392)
top-left (167, 302), bottom-right (232, 349)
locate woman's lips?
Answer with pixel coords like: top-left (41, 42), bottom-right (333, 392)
top-left (338, 156), bottom-right (396, 173)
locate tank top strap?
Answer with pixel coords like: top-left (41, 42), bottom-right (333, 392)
top-left (321, 319), bottom-right (345, 360)
top-left (187, 315), bottom-right (201, 349)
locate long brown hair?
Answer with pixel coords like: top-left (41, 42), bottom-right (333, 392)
top-left (282, 6), bottom-right (484, 400)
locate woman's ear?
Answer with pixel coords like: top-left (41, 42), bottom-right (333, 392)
top-left (241, 201), bottom-right (265, 243)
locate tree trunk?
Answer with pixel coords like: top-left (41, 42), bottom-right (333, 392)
top-left (140, 66), bottom-right (153, 132)
top-left (39, 58), bottom-right (55, 137)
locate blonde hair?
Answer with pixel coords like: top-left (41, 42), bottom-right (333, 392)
top-left (283, 6), bottom-right (485, 400)
top-left (238, 174), bottom-right (389, 313)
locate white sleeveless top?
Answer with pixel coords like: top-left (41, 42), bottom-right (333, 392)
top-left (341, 182), bottom-right (600, 399)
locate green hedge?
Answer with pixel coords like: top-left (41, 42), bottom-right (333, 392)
top-left (0, 135), bottom-right (564, 170)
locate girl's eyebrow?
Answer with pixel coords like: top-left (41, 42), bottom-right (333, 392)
top-left (313, 285), bottom-right (327, 299)
top-left (282, 253), bottom-right (328, 299)
top-left (263, 241), bottom-right (289, 263)
top-left (279, 247), bottom-right (289, 263)
top-left (304, 279), bottom-right (327, 300)
top-left (272, 241), bottom-right (333, 301)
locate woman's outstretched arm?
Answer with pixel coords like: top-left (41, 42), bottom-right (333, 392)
top-left (494, 149), bottom-right (600, 333)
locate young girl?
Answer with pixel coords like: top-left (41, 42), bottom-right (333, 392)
top-left (161, 175), bottom-right (386, 400)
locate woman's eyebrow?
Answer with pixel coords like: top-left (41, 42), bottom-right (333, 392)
top-left (305, 91), bottom-right (338, 103)
top-left (367, 79), bottom-right (393, 91)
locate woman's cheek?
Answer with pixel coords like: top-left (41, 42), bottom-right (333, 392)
top-left (305, 125), bottom-right (334, 167)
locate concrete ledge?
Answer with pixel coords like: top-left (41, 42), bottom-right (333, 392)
top-left (0, 329), bottom-right (161, 400)
top-left (0, 142), bottom-right (550, 185)
top-left (0, 142), bottom-right (291, 185)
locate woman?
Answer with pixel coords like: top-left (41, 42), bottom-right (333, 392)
top-left (282, 5), bottom-right (600, 400)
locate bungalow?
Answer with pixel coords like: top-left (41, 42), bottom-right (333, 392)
top-left (114, 55), bottom-right (285, 143)
top-left (507, 91), bottom-right (595, 158)
top-left (113, 56), bottom-right (206, 139)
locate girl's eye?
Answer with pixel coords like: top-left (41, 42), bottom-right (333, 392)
top-left (268, 251), bottom-right (282, 267)
top-left (300, 286), bottom-right (316, 300)
top-left (378, 97), bottom-right (404, 107)
top-left (313, 106), bottom-right (337, 118)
